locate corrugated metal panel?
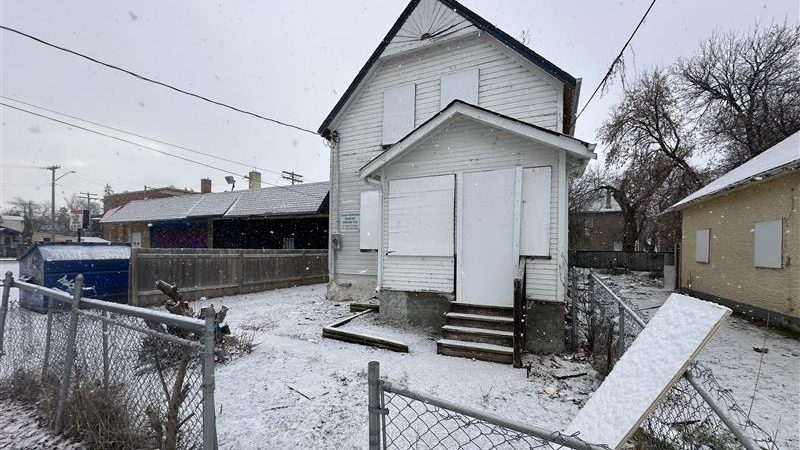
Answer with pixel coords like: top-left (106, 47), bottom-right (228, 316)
top-left (102, 182), bottom-right (329, 223)
top-left (225, 181), bottom-right (329, 217)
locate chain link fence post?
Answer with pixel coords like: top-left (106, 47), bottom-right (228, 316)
top-left (101, 310), bottom-right (109, 388)
top-left (55, 273), bottom-right (83, 435)
top-left (617, 303), bottom-right (626, 359)
top-left (201, 306), bottom-right (218, 450)
top-left (368, 361), bottom-right (381, 450)
top-left (42, 295), bottom-right (54, 379)
top-left (0, 271), bottom-right (12, 357)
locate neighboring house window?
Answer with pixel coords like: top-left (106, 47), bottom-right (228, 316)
top-left (360, 190), bottom-right (381, 251)
top-left (754, 219), bottom-right (783, 268)
top-left (695, 229), bottom-right (710, 263)
top-left (613, 241), bottom-right (623, 252)
top-left (440, 68), bottom-right (479, 108)
top-left (382, 84), bottom-right (416, 144)
top-left (283, 237), bottom-right (295, 250)
top-left (131, 231), bottom-right (142, 249)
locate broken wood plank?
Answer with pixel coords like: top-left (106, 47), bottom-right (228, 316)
top-left (350, 302), bottom-right (379, 312)
top-left (322, 326), bottom-right (409, 353)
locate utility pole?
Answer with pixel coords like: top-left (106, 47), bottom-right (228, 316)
top-left (79, 192), bottom-right (99, 239)
top-left (42, 165), bottom-right (74, 241)
top-left (281, 171), bottom-right (304, 185)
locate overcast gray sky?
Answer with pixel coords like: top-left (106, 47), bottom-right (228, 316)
top-left (1, 1), bottom-right (797, 209)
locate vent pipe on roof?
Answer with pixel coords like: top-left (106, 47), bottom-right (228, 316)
top-left (248, 171), bottom-right (261, 190)
top-left (201, 178), bottom-right (212, 194)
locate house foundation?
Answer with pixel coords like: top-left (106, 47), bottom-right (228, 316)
top-left (379, 290), bottom-right (452, 331)
top-left (525, 300), bottom-right (566, 353)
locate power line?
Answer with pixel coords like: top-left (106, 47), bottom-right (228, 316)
top-left (0, 102), bottom-right (322, 199)
top-left (1, 95), bottom-right (301, 180)
top-left (0, 24), bottom-right (319, 136)
top-left (575, 0), bottom-right (659, 120)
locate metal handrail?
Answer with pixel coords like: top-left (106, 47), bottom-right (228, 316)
top-left (512, 256), bottom-right (526, 368)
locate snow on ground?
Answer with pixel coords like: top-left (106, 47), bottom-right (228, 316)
top-left (0, 401), bottom-right (83, 449)
top-left (194, 285), bottom-right (600, 449)
top-left (596, 271), bottom-right (800, 448)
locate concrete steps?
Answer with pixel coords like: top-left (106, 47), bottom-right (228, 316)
top-left (436, 303), bottom-right (515, 364)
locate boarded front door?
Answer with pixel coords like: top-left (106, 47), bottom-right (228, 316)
top-left (460, 169), bottom-right (516, 305)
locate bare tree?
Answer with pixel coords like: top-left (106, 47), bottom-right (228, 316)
top-left (600, 68), bottom-right (702, 188)
top-left (677, 22), bottom-right (800, 169)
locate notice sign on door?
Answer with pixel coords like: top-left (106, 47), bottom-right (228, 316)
top-left (340, 213), bottom-right (360, 232)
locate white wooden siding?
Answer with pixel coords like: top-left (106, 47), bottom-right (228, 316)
top-left (380, 117), bottom-right (562, 300)
top-left (383, 0), bottom-right (478, 58)
top-left (332, 32), bottom-right (563, 288)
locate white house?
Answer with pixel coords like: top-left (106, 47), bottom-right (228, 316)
top-left (320, 0), bottom-right (595, 361)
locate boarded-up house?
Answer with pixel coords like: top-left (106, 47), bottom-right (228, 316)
top-left (320, 0), bottom-right (596, 360)
top-left (668, 131), bottom-right (799, 332)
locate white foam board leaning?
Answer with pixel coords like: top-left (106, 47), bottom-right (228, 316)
top-left (565, 293), bottom-right (731, 448)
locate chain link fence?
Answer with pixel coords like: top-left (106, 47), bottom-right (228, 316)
top-left (367, 362), bottom-right (610, 450)
top-left (0, 273), bottom-right (217, 450)
top-left (569, 270), bottom-right (780, 450)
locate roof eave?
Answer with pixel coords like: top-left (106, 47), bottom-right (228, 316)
top-left (319, 0), bottom-right (578, 136)
top-left (358, 100), bottom-right (595, 179)
top-left (665, 161), bottom-right (800, 213)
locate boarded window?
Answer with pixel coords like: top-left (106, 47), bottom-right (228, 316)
top-left (440, 68), bottom-right (479, 108)
top-left (695, 229), bottom-right (710, 263)
top-left (387, 175), bottom-right (454, 256)
top-left (383, 84), bottom-right (415, 144)
top-left (754, 219), bottom-right (783, 268)
top-left (359, 190), bottom-right (381, 250)
top-left (520, 166), bottom-right (551, 256)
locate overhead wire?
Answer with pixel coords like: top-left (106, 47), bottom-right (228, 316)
top-left (0, 24), bottom-right (319, 135)
top-left (575, 0), bottom-right (659, 120)
top-left (0, 102), bottom-right (323, 199)
top-left (1, 95), bottom-right (307, 181)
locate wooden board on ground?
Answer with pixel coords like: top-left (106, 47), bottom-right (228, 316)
top-left (565, 293), bottom-right (731, 447)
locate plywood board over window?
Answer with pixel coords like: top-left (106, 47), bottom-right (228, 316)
top-left (440, 68), bottom-right (479, 108)
top-left (383, 84), bottom-right (416, 144)
top-left (754, 219), bottom-right (783, 268)
top-left (695, 229), bottom-right (710, 263)
top-left (386, 175), bottom-right (455, 256)
top-left (360, 190), bottom-right (381, 250)
top-left (520, 166), bottom-right (551, 257)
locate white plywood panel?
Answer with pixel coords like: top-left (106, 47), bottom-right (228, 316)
top-left (383, 84), bottom-right (416, 144)
top-left (520, 166), bottom-right (551, 256)
top-left (566, 294), bottom-right (731, 447)
top-left (440, 68), bottom-right (479, 108)
top-left (460, 169), bottom-right (516, 305)
top-left (754, 219), bottom-right (783, 268)
top-left (695, 229), bottom-right (710, 263)
top-left (359, 190), bottom-right (381, 250)
top-left (387, 175), bottom-right (454, 256)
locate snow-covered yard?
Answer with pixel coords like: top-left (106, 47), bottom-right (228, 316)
top-left (194, 285), bottom-right (599, 449)
top-left (596, 271), bottom-right (800, 448)
top-left (0, 401), bottom-right (83, 450)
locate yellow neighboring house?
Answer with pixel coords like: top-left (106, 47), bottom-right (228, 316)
top-left (668, 131), bottom-right (799, 332)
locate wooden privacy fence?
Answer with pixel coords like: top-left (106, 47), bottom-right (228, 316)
top-left (129, 248), bottom-right (328, 306)
top-left (569, 250), bottom-right (673, 272)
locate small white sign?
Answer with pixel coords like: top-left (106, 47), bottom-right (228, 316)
top-left (131, 231), bottom-right (142, 248)
top-left (69, 211), bottom-right (83, 231)
top-left (340, 213), bottom-right (360, 232)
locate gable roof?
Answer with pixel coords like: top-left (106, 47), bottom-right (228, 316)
top-left (359, 100), bottom-right (595, 179)
top-left (668, 131), bottom-right (800, 211)
top-left (318, 0), bottom-right (577, 136)
top-left (101, 182), bottom-right (329, 223)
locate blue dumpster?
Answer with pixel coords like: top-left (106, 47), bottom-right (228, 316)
top-left (19, 242), bottom-right (130, 312)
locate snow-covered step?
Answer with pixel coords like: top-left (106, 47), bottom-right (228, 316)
top-left (442, 325), bottom-right (514, 347)
top-left (449, 302), bottom-right (513, 317)
top-left (444, 312), bottom-right (514, 331)
top-left (436, 339), bottom-right (514, 364)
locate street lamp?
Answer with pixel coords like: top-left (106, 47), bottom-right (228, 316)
top-left (42, 166), bottom-right (75, 240)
